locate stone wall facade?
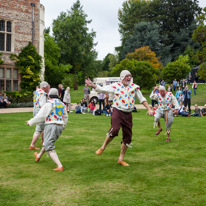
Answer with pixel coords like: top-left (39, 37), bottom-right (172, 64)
top-left (0, 0), bottom-right (45, 91)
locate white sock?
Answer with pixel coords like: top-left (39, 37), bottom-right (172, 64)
top-left (48, 150), bottom-right (62, 168)
top-left (37, 147), bottom-right (45, 159)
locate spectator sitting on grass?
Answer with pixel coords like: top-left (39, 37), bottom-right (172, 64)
top-left (105, 100), bottom-right (112, 116)
top-left (191, 104), bottom-right (201, 116)
top-left (178, 101), bottom-right (184, 115)
top-left (75, 103), bottom-right (82, 114)
top-left (0, 90), bottom-right (7, 108)
top-left (181, 107), bottom-right (190, 117)
top-left (3, 93), bottom-right (11, 107)
top-left (88, 99), bottom-right (96, 113)
top-left (81, 98), bottom-right (87, 114)
top-left (201, 104), bottom-right (206, 116)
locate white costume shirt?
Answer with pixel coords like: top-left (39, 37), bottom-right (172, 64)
top-left (95, 82), bottom-right (146, 112)
top-left (150, 92), bottom-right (179, 110)
top-left (33, 89), bottom-right (47, 109)
top-left (29, 99), bottom-right (68, 130)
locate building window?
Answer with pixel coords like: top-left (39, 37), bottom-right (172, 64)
top-left (0, 79), bottom-right (4, 90)
top-left (0, 68), bottom-right (4, 78)
top-left (0, 67), bottom-right (20, 91)
top-left (6, 80), bottom-right (11, 91)
top-left (13, 80), bottom-right (18, 91)
top-left (0, 19), bottom-right (12, 52)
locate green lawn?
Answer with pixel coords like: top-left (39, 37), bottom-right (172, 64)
top-left (1, 111), bottom-right (206, 205)
top-left (70, 84), bottom-right (206, 106)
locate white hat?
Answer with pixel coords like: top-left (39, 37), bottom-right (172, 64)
top-left (40, 81), bottom-right (49, 88)
top-left (120, 70), bottom-right (131, 80)
top-left (159, 85), bottom-right (166, 91)
top-left (49, 88), bottom-right (58, 96)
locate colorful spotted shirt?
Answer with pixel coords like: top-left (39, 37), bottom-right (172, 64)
top-left (33, 89), bottom-right (47, 109)
top-left (95, 82), bottom-right (146, 112)
top-left (28, 99), bottom-right (68, 129)
top-left (45, 99), bottom-right (66, 123)
top-left (150, 92), bottom-right (179, 110)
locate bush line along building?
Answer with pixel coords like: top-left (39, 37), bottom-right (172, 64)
top-left (0, 0), bottom-right (45, 91)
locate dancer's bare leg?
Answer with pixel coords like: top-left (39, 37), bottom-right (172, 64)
top-left (41, 131), bottom-right (44, 145)
top-left (96, 136), bottom-right (113, 155)
top-left (118, 143), bottom-right (129, 166)
top-left (29, 132), bottom-right (40, 149)
top-left (165, 129), bottom-right (171, 142)
top-left (155, 121), bottom-right (162, 135)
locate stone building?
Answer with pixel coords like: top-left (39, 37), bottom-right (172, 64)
top-left (0, 0), bottom-right (45, 91)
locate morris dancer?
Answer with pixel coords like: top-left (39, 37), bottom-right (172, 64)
top-left (150, 85), bottom-right (178, 142)
top-left (26, 88), bottom-right (68, 171)
top-left (29, 81), bottom-right (50, 150)
top-left (85, 70), bottom-right (153, 166)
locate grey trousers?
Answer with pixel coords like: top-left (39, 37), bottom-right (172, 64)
top-left (154, 109), bottom-right (174, 130)
top-left (33, 109), bottom-right (45, 134)
top-left (43, 124), bottom-right (63, 151)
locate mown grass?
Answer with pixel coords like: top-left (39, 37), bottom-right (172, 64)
top-left (0, 111), bottom-right (206, 205)
top-left (70, 84), bottom-right (206, 106)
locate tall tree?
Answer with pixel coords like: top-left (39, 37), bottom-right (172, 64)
top-left (144, 0), bottom-right (202, 39)
top-left (192, 7), bottom-right (206, 64)
top-left (10, 42), bottom-right (42, 92)
top-left (126, 46), bottom-right (163, 69)
top-left (44, 32), bottom-right (72, 87)
top-left (120, 22), bottom-right (172, 65)
top-left (118, 0), bottom-right (148, 40)
top-left (161, 55), bottom-right (191, 82)
top-left (52, 0), bottom-right (97, 79)
top-left (112, 58), bottom-right (158, 90)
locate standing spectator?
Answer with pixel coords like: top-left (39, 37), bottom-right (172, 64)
top-left (175, 87), bottom-right (183, 99)
top-left (161, 80), bottom-right (166, 87)
top-left (0, 91), bottom-right (7, 108)
top-left (183, 85), bottom-right (191, 113)
top-left (151, 86), bottom-right (158, 107)
top-left (63, 87), bottom-right (72, 113)
top-left (88, 99), bottom-right (96, 113)
top-left (177, 81), bottom-right (180, 88)
top-left (201, 104), bottom-right (206, 116)
top-left (61, 85), bottom-right (65, 102)
top-left (188, 73), bottom-right (192, 84)
top-left (75, 103), bottom-right (82, 114)
top-left (98, 92), bottom-right (105, 112)
top-left (105, 100), bottom-right (112, 116)
top-left (3, 93), bottom-right (11, 107)
top-left (83, 84), bottom-right (90, 105)
top-left (181, 79), bottom-right (186, 91)
top-left (192, 80), bottom-right (198, 95)
top-left (191, 104), bottom-right (201, 116)
top-left (173, 79), bottom-right (177, 92)
top-left (58, 84), bottom-right (62, 99)
top-left (81, 98), bottom-right (88, 113)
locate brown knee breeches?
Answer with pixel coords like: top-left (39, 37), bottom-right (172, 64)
top-left (107, 107), bottom-right (133, 144)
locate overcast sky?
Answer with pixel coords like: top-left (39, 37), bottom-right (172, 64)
top-left (40, 0), bottom-right (206, 61)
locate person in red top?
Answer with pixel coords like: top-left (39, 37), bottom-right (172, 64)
top-left (88, 99), bottom-right (96, 113)
top-left (192, 80), bottom-right (198, 95)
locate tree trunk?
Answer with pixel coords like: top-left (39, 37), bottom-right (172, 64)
top-left (73, 83), bottom-right (78, 90)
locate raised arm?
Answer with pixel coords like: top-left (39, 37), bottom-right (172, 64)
top-left (85, 78), bottom-right (115, 94)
